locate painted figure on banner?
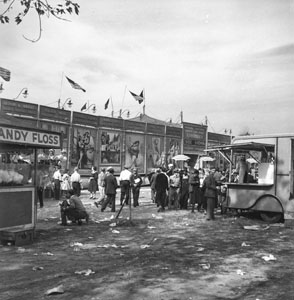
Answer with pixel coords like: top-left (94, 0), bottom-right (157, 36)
top-left (125, 135), bottom-right (144, 170)
top-left (166, 139), bottom-right (180, 165)
top-left (74, 129), bottom-right (95, 169)
top-left (100, 131), bottom-right (121, 164)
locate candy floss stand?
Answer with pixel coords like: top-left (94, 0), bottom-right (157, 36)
top-left (0, 112), bottom-right (61, 246)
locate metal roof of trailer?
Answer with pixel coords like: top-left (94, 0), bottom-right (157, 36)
top-left (206, 142), bottom-right (275, 152)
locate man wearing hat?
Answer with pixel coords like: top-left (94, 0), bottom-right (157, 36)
top-left (119, 165), bottom-right (132, 205)
top-left (101, 167), bottom-right (118, 212)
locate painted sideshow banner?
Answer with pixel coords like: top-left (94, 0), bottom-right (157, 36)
top-left (125, 134), bottom-right (145, 171)
top-left (100, 131), bottom-right (121, 165)
top-left (166, 138), bottom-right (181, 166)
top-left (146, 136), bottom-right (165, 171)
top-left (72, 127), bottom-right (96, 169)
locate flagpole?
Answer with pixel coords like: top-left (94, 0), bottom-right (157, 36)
top-left (143, 88), bottom-right (145, 115)
top-left (111, 96), bottom-right (114, 117)
top-left (58, 71), bottom-right (64, 109)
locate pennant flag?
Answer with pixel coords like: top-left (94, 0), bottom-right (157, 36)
top-left (129, 90), bottom-right (144, 104)
top-left (0, 66), bottom-right (11, 81)
top-left (104, 98), bottom-right (110, 110)
top-left (80, 103), bottom-right (87, 111)
top-left (65, 76), bottom-right (86, 92)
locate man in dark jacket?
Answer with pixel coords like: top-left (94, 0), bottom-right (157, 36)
top-left (188, 169), bottom-right (200, 213)
top-left (154, 167), bottom-right (169, 212)
top-left (101, 167), bottom-right (118, 212)
top-left (202, 168), bottom-right (217, 220)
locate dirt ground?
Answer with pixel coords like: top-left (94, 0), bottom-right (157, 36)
top-left (1, 187), bottom-right (294, 300)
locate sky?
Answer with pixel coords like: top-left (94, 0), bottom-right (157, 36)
top-left (0, 0), bottom-right (293, 136)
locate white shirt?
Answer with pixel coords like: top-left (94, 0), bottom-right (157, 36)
top-left (53, 170), bottom-right (62, 181)
top-left (71, 171), bottom-right (81, 183)
top-left (119, 169), bottom-right (132, 181)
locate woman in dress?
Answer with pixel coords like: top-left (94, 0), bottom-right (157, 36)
top-left (88, 166), bottom-right (98, 199)
top-left (61, 169), bottom-right (71, 198)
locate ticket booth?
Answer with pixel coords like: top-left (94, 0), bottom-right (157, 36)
top-left (0, 113), bottom-right (61, 245)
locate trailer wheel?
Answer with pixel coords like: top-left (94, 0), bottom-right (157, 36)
top-left (260, 212), bottom-right (282, 223)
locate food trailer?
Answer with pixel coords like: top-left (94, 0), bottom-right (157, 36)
top-left (0, 112), bottom-right (61, 245)
top-left (207, 133), bottom-right (294, 224)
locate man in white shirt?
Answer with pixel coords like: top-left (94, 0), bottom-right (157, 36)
top-left (70, 167), bottom-right (81, 196)
top-left (52, 165), bottom-right (62, 200)
top-left (119, 166), bottom-right (132, 205)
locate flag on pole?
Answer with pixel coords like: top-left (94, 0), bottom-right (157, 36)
top-left (129, 90), bottom-right (144, 104)
top-left (80, 103), bottom-right (87, 111)
top-left (0, 66), bottom-right (11, 81)
top-left (65, 76), bottom-right (86, 92)
top-left (104, 98), bottom-right (110, 110)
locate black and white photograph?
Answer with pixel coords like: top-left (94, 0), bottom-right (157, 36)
top-left (0, 1), bottom-right (293, 299)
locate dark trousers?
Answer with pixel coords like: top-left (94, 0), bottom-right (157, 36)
top-left (37, 186), bottom-right (44, 208)
top-left (156, 190), bottom-right (167, 210)
top-left (72, 182), bottom-right (81, 196)
top-left (206, 197), bottom-right (215, 220)
top-left (132, 186), bottom-right (140, 207)
top-left (180, 190), bottom-right (189, 209)
top-left (65, 207), bottom-right (88, 221)
top-left (54, 179), bottom-right (61, 200)
top-left (120, 180), bottom-right (130, 205)
top-left (102, 194), bottom-right (116, 212)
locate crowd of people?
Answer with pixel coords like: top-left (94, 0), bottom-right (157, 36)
top-left (44, 162), bottom-right (231, 226)
top-left (149, 164), bottom-right (227, 220)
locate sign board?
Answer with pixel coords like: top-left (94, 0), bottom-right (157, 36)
top-left (0, 187), bottom-right (35, 230)
top-left (39, 106), bottom-right (71, 123)
top-left (0, 125), bottom-right (61, 148)
top-left (166, 125), bottom-right (182, 138)
top-left (207, 132), bottom-right (231, 147)
top-left (0, 98), bottom-right (38, 118)
top-left (124, 120), bottom-right (146, 132)
top-left (146, 123), bottom-right (165, 135)
top-left (99, 116), bottom-right (123, 129)
top-left (72, 111), bottom-right (99, 127)
top-left (183, 122), bottom-right (207, 153)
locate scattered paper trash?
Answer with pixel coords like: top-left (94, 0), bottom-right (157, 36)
top-left (41, 252), bottom-right (54, 256)
top-left (16, 247), bottom-right (26, 253)
top-left (32, 266), bottom-right (44, 271)
top-left (241, 242), bottom-right (250, 247)
top-left (236, 269), bottom-right (245, 275)
top-left (45, 285), bottom-right (64, 295)
top-left (147, 226), bottom-right (156, 229)
top-left (111, 229), bottom-right (120, 234)
top-left (74, 269), bottom-right (95, 276)
top-left (70, 242), bottom-right (83, 247)
top-left (196, 247), bottom-right (205, 252)
top-left (152, 214), bottom-right (163, 219)
top-left (109, 223), bottom-right (117, 227)
top-left (243, 225), bottom-right (270, 231)
top-left (199, 263), bottom-right (210, 270)
top-left (140, 244), bottom-right (150, 249)
top-left (261, 254), bottom-right (276, 261)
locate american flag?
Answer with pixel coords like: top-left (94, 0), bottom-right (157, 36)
top-left (129, 90), bottom-right (144, 104)
top-left (0, 66), bottom-right (11, 81)
top-left (65, 76), bottom-right (86, 92)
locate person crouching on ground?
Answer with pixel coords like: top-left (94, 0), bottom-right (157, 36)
top-left (101, 167), bottom-right (118, 212)
top-left (62, 190), bottom-right (89, 225)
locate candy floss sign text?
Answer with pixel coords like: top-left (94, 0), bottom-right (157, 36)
top-left (0, 126), bottom-right (60, 147)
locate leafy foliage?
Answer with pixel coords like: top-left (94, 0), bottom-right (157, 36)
top-left (0, 0), bottom-right (80, 41)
